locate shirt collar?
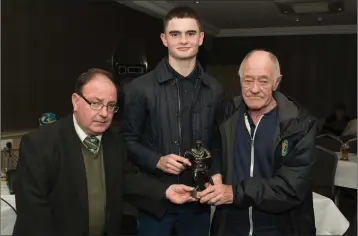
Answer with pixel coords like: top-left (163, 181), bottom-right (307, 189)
top-left (244, 105), bottom-right (278, 117)
top-left (73, 114), bottom-right (102, 143)
top-left (165, 58), bottom-right (198, 84)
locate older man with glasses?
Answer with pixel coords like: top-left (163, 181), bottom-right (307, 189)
top-left (13, 68), bottom-right (197, 236)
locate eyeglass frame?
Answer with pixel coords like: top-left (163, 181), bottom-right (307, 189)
top-left (77, 93), bottom-right (119, 113)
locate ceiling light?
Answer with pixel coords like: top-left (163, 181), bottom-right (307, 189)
top-left (196, 1), bottom-right (199, 3)
top-left (292, 2), bottom-right (329, 14)
top-left (275, 0), bottom-right (344, 15)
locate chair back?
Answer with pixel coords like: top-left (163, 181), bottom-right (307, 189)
top-left (312, 145), bottom-right (338, 199)
top-left (316, 134), bottom-right (343, 152)
top-left (346, 138), bottom-right (357, 154)
top-left (343, 214), bottom-right (357, 236)
top-left (341, 135), bottom-right (356, 143)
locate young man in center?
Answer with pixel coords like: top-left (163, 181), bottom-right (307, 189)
top-left (121, 6), bottom-right (223, 236)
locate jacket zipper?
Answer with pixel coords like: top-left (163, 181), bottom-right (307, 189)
top-left (175, 79), bottom-right (182, 184)
top-left (244, 114), bottom-right (263, 236)
top-left (190, 79), bottom-right (200, 139)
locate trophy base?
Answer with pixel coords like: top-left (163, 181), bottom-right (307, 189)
top-left (190, 190), bottom-right (201, 199)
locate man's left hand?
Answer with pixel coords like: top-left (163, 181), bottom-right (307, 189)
top-left (198, 184), bottom-right (233, 206)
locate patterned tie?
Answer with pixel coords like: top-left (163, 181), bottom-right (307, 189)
top-left (83, 136), bottom-right (100, 154)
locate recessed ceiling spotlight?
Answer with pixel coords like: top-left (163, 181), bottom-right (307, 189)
top-left (196, 1), bottom-right (200, 3)
top-left (338, 7), bottom-right (342, 11)
top-left (296, 17), bottom-right (299, 22)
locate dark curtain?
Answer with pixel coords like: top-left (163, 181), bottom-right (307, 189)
top-left (207, 34), bottom-right (357, 119)
top-left (1, 0), bottom-right (165, 131)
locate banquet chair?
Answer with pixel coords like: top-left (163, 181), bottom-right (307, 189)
top-left (316, 134), bottom-right (343, 152)
top-left (346, 138), bottom-right (357, 154)
top-left (343, 214), bottom-right (357, 236)
top-left (312, 145), bottom-right (338, 200)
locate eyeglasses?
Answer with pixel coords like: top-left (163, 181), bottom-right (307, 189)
top-left (77, 93), bottom-right (119, 113)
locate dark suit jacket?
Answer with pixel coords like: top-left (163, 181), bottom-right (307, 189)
top-left (13, 115), bottom-right (170, 236)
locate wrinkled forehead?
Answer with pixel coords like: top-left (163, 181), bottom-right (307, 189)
top-left (242, 56), bottom-right (276, 77)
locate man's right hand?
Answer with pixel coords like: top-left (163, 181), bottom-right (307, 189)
top-left (157, 154), bottom-right (191, 175)
top-left (204, 173), bottom-right (222, 188)
top-left (211, 173), bottom-right (223, 184)
top-left (165, 184), bottom-right (197, 204)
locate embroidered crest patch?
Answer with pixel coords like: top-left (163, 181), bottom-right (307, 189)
top-left (282, 140), bottom-right (288, 156)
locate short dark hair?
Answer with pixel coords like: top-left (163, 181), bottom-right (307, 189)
top-left (74, 68), bottom-right (114, 94)
top-left (163, 6), bottom-right (202, 32)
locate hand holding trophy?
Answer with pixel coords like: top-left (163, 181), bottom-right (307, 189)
top-left (184, 140), bottom-right (214, 199)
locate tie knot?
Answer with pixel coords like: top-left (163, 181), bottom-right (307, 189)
top-left (83, 136), bottom-right (100, 154)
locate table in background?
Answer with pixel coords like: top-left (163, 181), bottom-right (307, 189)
top-left (334, 153), bottom-right (357, 189)
top-left (313, 192), bottom-right (350, 235)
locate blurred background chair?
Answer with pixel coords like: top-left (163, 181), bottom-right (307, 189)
top-left (343, 214), bottom-right (357, 236)
top-left (341, 135), bottom-right (357, 143)
top-left (316, 134), bottom-right (343, 152)
top-left (312, 145), bottom-right (338, 200)
top-left (345, 138), bottom-right (357, 154)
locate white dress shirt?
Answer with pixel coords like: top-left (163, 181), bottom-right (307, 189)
top-left (73, 115), bottom-right (102, 150)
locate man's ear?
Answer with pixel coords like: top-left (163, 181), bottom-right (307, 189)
top-left (160, 33), bottom-right (168, 47)
top-left (199, 31), bottom-right (204, 46)
top-left (72, 93), bottom-right (79, 112)
top-left (273, 75), bottom-right (282, 91)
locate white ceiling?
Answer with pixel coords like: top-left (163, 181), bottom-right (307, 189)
top-left (118, 1), bottom-right (357, 37)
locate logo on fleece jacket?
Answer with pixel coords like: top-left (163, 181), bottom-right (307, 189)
top-left (281, 140), bottom-right (289, 156)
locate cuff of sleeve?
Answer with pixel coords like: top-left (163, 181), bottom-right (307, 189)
top-left (149, 153), bottom-right (161, 173)
top-left (232, 183), bottom-right (244, 206)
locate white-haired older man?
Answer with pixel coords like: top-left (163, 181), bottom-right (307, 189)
top-left (200, 49), bottom-right (317, 236)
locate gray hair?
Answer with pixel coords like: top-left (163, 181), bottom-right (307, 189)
top-left (238, 49), bottom-right (281, 82)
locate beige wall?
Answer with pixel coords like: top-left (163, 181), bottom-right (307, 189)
top-left (1, 130), bottom-right (33, 155)
top-left (1, 131), bottom-right (31, 171)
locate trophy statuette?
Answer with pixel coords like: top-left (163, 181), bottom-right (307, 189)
top-left (184, 140), bottom-right (214, 199)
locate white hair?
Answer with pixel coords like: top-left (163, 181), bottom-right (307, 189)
top-left (238, 49), bottom-right (281, 82)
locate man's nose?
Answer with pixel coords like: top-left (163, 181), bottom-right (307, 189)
top-left (250, 81), bottom-right (260, 93)
top-left (99, 106), bottom-right (109, 117)
top-left (180, 35), bottom-right (188, 44)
